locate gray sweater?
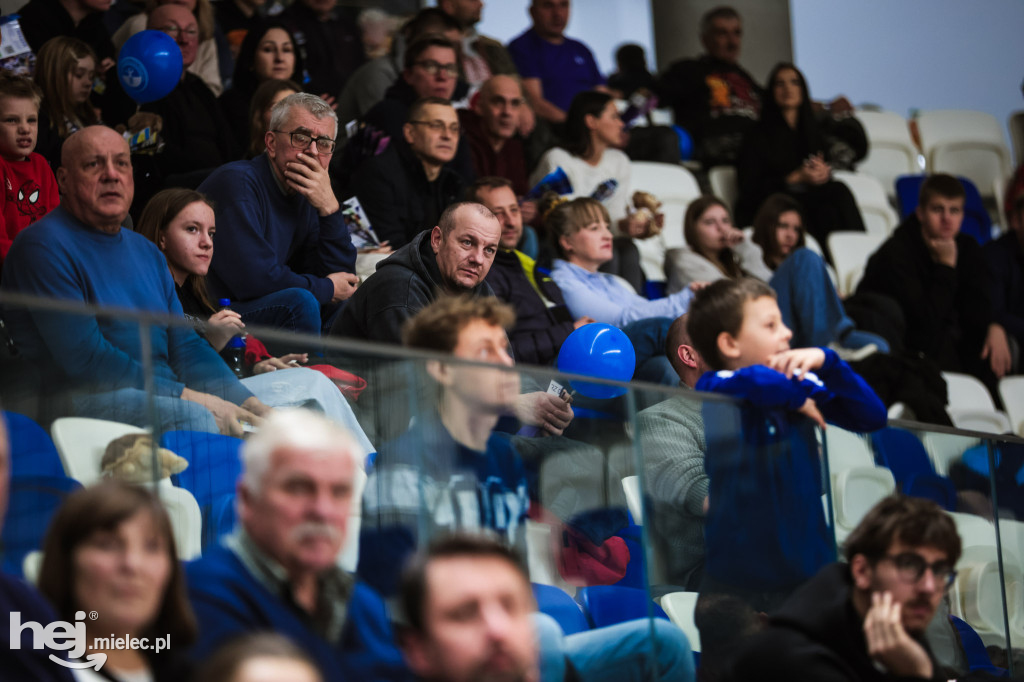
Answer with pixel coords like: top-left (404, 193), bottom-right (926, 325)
top-left (636, 392), bottom-right (708, 589)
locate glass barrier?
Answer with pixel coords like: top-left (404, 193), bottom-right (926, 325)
top-left (0, 292), bottom-right (1020, 679)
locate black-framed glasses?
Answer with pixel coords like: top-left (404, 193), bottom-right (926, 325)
top-left (414, 59), bottom-right (458, 78)
top-left (879, 553), bottom-right (957, 590)
top-left (272, 129), bottom-right (336, 154)
top-left (408, 120), bottom-right (460, 136)
top-left (156, 24), bottom-right (199, 40)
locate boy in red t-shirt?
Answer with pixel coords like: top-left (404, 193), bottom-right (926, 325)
top-left (0, 74), bottom-right (59, 268)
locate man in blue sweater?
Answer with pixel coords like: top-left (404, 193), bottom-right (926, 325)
top-left (186, 408), bottom-right (412, 682)
top-left (1, 126), bottom-right (266, 435)
top-left (199, 93), bottom-right (359, 337)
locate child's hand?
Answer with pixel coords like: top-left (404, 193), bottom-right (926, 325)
top-left (797, 398), bottom-right (826, 429)
top-left (768, 348), bottom-right (825, 379)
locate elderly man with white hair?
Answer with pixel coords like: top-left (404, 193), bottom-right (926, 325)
top-left (185, 409), bottom-right (414, 682)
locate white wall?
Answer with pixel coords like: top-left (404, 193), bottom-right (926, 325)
top-left (436, 0), bottom-right (657, 76)
top-left (791, 0), bottom-right (1024, 157)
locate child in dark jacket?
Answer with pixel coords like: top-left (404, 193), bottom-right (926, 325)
top-left (686, 277), bottom-right (887, 675)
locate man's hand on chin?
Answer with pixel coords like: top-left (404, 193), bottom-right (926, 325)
top-left (285, 151), bottom-right (339, 216)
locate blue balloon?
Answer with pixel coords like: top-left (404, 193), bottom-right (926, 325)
top-left (557, 323), bottom-right (636, 399)
top-left (118, 30), bottom-right (183, 104)
top-left (671, 125), bottom-right (693, 161)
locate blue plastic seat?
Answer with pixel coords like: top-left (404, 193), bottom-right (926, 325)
top-left (160, 431), bottom-right (244, 548)
top-left (4, 411), bottom-right (64, 478)
top-left (949, 615), bottom-right (1007, 676)
top-left (870, 427), bottom-right (956, 510)
top-left (576, 585), bottom-right (669, 629)
top-left (895, 174), bottom-right (992, 245)
top-left (532, 583), bottom-right (590, 635)
top-left (1, 475), bottom-right (82, 576)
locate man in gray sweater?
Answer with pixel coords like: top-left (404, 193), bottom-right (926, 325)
top-left (636, 313), bottom-right (710, 590)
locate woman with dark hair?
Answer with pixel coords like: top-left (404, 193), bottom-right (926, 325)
top-left (531, 90), bottom-right (663, 289)
top-left (220, 20), bottom-right (305, 157)
top-left (37, 481), bottom-right (196, 682)
top-left (667, 193), bottom-right (886, 351)
top-left (735, 63), bottom-right (865, 258)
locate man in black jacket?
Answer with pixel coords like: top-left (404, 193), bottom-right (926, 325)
top-left (331, 201), bottom-right (498, 344)
top-left (351, 97), bottom-right (463, 248)
top-left (473, 176), bottom-right (592, 365)
top-left (856, 174), bottom-right (1006, 399)
top-left (725, 495), bottom-right (961, 682)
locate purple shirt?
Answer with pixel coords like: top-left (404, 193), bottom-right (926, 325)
top-left (507, 29), bottom-right (605, 112)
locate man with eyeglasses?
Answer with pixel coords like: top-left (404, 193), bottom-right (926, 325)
top-left (199, 92), bottom-right (358, 341)
top-left (724, 495), bottom-right (961, 682)
top-left (350, 97), bottom-right (463, 248)
top-left (340, 34), bottom-right (475, 189)
top-left (143, 4), bottom-right (235, 179)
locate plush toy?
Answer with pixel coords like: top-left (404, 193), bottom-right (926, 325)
top-left (100, 434), bottom-right (188, 483)
top-left (631, 190), bottom-right (664, 238)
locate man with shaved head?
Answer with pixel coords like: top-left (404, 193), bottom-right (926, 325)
top-left (331, 201), bottom-right (501, 344)
top-left (460, 75), bottom-right (529, 196)
top-left (1, 126), bottom-right (268, 434)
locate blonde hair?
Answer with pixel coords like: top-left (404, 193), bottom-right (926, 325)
top-left (540, 192), bottom-right (611, 259)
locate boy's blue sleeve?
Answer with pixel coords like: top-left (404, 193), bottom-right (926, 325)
top-left (814, 348), bottom-right (888, 432)
top-left (696, 365), bottom-right (809, 411)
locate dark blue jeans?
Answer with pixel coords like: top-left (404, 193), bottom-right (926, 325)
top-left (230, 288), bottom-right (322, 355)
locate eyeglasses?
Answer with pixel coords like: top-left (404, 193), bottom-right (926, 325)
top-left (157, 24), bottom-right (199, 40)
top-left (272, 129), bottom-right (336, 154)
top-left (408, 120), bottom-right (460, 136)
top-left (879, 553), bottom-right (957, 590)
top-left (414, 60), bottom-right (458, 78)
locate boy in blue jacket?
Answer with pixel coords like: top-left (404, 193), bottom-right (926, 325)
top-left (686, 278), bottom-right (887, 672)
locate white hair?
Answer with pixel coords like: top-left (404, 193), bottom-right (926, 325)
top-left (267, 92), bottom-right (339, 140)
top-left (240, 408), bottom-right (358, 495)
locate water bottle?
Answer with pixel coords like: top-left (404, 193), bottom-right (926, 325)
top-left (218, 299), bottom-right (247, 379)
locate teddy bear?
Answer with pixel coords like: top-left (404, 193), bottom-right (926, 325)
top-left (630, 190), bottom-right (665, 239)
top-left (100, 433), bottom-right (188, 484)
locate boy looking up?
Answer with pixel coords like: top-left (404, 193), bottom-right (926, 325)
top-left (0, 74), bottom-right (59, 270)
top-left (686, 278), bottom-right (886, 672)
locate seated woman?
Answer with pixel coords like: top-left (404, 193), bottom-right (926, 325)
top-left (37, 481), bottom-right (195, 682)
top-left (531, 90), bottom-right (662, 290)
top-left (220, 20), bottom-right (305, 158)
top-left (667, 193), bottom-right (885, 351)
top-left (735, 62), bottom-right (864, 261)
top-left (666, 195), bottom-right (772, 292)
top-left (545, 194), bottom-right (695, 385)
top-left (137, 188), bottom-right (374, 457)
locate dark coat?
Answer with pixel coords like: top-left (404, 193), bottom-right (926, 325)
top-left (485, 248), bottom-right (574, 366)
top-left (725, 562), bottom-right (943, 682)
top-left (350, 140), bottom-right (463, 248)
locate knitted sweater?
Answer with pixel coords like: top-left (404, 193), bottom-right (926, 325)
top-left (1, 206), bottom-right (251, 404)
top-left (636, 392), bottom-right (708, 589)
